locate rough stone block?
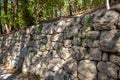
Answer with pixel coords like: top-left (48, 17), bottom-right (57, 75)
top-left (52, 33), bottom-right (63, 42)
top-left (63, 39), bottom-right (72, 48)
top-left (71, 46), bottom-right (85, 60)
top-left (59, 47), bottom-right (72, 60)
top-left (110, 54), bottom-right (120, 66)
top-left (102, 53), bottom-right (108, 61)
top-left (89, 48), bottom-right (102, 61)
top-left (100, 30), bottom-right (120, 52)
top-left (86, 31), bottom-right (100, 39)
top-left (93, 10), bottom-right (119, 30)
top-left (97, 61), bottom-right (119, 79)
top-left (78, 60), bottom-right (97, 80)
top-left (64, 26), bottom-right (79, 39)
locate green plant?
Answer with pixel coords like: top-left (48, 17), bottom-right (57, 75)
top-left (38, 24), bottom-right (43, 31)
top-left (86, 15), bottom-right (92, 26)
top-left (56, 47), bottom-right (62, 52)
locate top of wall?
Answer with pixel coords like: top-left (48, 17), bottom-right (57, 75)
top-left (0, 8), bottom-right (120, 53)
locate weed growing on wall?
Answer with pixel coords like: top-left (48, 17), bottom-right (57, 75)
top-left (38, 25), bottom-right (43, 31)
top-left (85, 15), bottom-right (92, 33)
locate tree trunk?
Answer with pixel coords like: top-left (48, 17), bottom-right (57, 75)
top-left (0, 0), bottom-right (2, 34)
top-left (68, 0), bottom-right (72, 16)
top-left (38, 0), bottom-right (43, 23)
top-left (21, 0), bottom-right (34, 26)
top-left (106, 0), bottom-right (110, 9)
top-left (4, 0), bottom-right (10, 34)
top-left (11, 0), bottom-right (19, 30)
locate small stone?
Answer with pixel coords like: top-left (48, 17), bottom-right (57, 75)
top-left (50, 58), bottom-right (65, 68)
top-left (63, 39), bottom-right (72, 48)
top-left (98, 72), bottom-right (109, 80)
top-left (110, 54), bottom-right (120, 66)
top-left (102, 53), bottom-right (108, 61)
top-left (86, 31), bottom-right (100, 39)
top-left (82, 39), bottom-right (100, 48)
top-left (54, 69), bottom-right (69, 80)
top-left (72, 36), bottom-right (81, 46)
top-left (52, 33), bottom-right (63, 42)
top-left (89, 48), bottom-right (102, 61)
top-left (119, 70), bottom-right (120, 79)
top-left (72, 46), bottom-right (85, 60)
top-left (64, 26), bottom-right (79, 39)
top-left (59, 47), bottom-right (72, 60)
top-left (63, 59), bottom-right (77, 74)
top-left (51, 42), bottom-right (63, 50)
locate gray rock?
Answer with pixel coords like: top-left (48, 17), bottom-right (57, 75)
top-left (54, 20), bottom-right (66, 33)
top-left (48, 25), bottom-right (55, 34)
top-left (64, 26), bottom-right (79, 39)
top-left (100, 30), bottom-right (120, 52)
top-left (110, 54), bottom-right (120, 66)
top-left (97, 61), bottom-right (119, 79)
top-left (72, 46), bottom-right (85, 60)
top-left (78, 60), bottom-right (97, 80)
top-left (89, 48), bottom-right (102, 61)
top-left (86, 31), bottom-right (100, 39)
top-left (54, 69), bottom-right (69, 80)
top-left (63, 39), bottom-right (72, 48)
top-left (82, 39), bottom-right (100, 48)
top-left (72, 36), bottom-right (81, 46)
top-left (52, 33), bottom-right (63, 42)
top-left (117, 16), bottom-right (120, 29)
top-left (51, 42), bottom-right (63, 50)
top-left (50, 58), bottom-right (65, 68)
top-left (98, 72), bottom-right (109, 80)
top-left (102, 53), bottom-right (108, 61)
top-left (119, 70), bottom-right (120, 79)
top-left (93, 10), bottom-right (119, 30)
top-left (63, 59), bottom-right (77, 75)
top-left (59, 47), bottom-right (72, 60)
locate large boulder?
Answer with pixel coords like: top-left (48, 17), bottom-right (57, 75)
top-left (100, 30), bottom-right (120, 52)
top-left (78, 60), bottom-right (97, 80)
top-left (93, 10), bottom-right (119, 30)
top-left (97, 61), bottom-right (119, 79)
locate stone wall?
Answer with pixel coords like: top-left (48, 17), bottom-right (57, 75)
top-left (0, 9), bottom-right (120, 80)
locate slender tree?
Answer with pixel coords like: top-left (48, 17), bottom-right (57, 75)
top-left (106, 0), bottom-right (110, 9)
top-left (38, 0), bottom-right (43, 23)
top-left (21, 0), bottom-right (35, 26)
top-left (4, 0), bottom-right (10, 34)
top-left (11, 0), bottom-right (19, 30)
top-left (68, 0), bottom-right (72, 16)
top-left (0, 0), bottom-right (2, 34)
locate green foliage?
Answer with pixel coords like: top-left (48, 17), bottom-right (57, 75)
top-left (85, 15), bottom-right (92, 33)
top-left (0, 0), bottom-right (117, 34)
top-left (86, 15), bottom-right (92, 27)
top-left (56, 47), bottom-right (62, 52)
top-left (38, 25), bottom-right (43, 31)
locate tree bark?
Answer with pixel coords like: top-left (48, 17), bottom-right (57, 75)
top-left (38, 0), bottom-right (43, 23)
top-left (106, 0), bottom-right (110, 9)
top-left (68, 0), bottom-right (72, 16)
top-left (11, 0), bottom-right (19, 30)
top-left (4, 0), bottom-right (10, 34)
top-left (0, 0), bottom-right (2, 34)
